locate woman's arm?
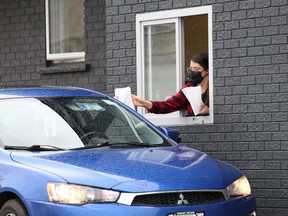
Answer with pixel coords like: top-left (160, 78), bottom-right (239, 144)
top-left (131, 94), bottom-right (153, 109)
top-left (132, 89), bottom-right (189, 114)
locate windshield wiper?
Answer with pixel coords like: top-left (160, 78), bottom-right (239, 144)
top-left (4, 145), bottom-right (67, 151)
top-left (104, 142), bottom-right (155, 147)
top-left (71, 141), bottom-right (155, 150)
top-left (71, 141), bottom-right (110, 150)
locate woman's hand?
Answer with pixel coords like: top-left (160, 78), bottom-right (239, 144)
top-left (198, 104), bottom-right (209, 115)
top-left (131, 94), bottom-right (153, 109)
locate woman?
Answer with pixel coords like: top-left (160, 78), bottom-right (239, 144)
top-left (132, 52), bottom-right (209, 116)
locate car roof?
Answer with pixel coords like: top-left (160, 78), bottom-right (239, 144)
top-left (0, 86), bottom-right (107, 99)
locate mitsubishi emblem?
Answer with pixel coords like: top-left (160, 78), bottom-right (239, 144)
top-left (177, 193), bottom-right (189, 205)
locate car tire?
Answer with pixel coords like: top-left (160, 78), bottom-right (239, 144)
top-left (0, 199), bottom-right (28, 216)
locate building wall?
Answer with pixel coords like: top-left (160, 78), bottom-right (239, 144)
top-left (105, 1), bottom-right (288, 216)
top-left (0, 0), bottom-right (288, 215)
top-left (0, 0), bottom-right (107, 91)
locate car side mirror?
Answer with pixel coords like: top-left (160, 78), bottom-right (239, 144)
top-left (159, 127), bottom-right (181, 143)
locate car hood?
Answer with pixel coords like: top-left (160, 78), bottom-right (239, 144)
top-left (10, 145), bottom-right (242, 192)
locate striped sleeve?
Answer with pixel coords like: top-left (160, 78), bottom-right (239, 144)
top-left (147, 84), bottom-right (192, 114)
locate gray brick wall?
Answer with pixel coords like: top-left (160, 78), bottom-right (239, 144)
top-left (0, 0), bottom-right (107, 92)
top-left (105, 0), bottom-right (288, 215)
top-left (106, 0), bottom-right (137, 94)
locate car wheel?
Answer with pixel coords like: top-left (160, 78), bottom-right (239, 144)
top-left (0, 199), bottom-right (28, 216)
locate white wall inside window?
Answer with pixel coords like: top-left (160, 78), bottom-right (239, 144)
top-left (136, 6), bottom-right (213, 126)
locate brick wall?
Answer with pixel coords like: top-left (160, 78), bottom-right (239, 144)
top-left (105, 0), bottom-right (288, 215)
top-left (0, 0), bottom-right (107, 92)
top-left (105, 0), bottom-right (137, 94)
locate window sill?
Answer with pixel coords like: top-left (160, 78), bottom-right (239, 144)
top-left (137, 108), bottom-right (213, 126)
top-left (38, 63), bottom-right (90, 74)
top-left (142, 112), bottom-right (213, 126)
top-left (147, 116), bottom-right (214, 126)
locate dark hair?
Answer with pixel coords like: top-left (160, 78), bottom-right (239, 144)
top-left (191, 52), bottom-right (209, 70)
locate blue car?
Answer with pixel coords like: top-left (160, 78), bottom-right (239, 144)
top-left (0, 87), bottom-right (256, 216)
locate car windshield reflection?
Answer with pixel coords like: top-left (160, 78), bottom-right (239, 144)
top-left (0, 97), bottom-right (169, 150)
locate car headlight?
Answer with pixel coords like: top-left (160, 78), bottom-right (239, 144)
top-left (47, 182), bottom-right (120, 205)
top-left (227, 175), bottom-right (251, 197)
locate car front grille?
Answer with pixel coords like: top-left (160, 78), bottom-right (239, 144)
top-left (131, 191), bottom-right (226, 206)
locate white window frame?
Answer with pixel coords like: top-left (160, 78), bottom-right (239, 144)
top-left (138, 18), bottom-right (182, 119)
top-left (45, 0), bottom-right (85, 62)
top-left (136, 6), bottom-right (214, 126)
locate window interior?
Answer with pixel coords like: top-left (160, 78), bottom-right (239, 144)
top-left (136, 6), bottom-right (213, 125)
top-left (46, 0), bottom-right (85, 62)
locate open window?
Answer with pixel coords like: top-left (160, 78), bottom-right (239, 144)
top-left (136, 6), bottom-right (213, 126)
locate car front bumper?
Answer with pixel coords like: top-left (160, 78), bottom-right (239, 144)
top-left (27, 195), bottom-right (256, 216)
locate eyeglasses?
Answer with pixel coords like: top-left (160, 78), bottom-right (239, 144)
top-left (186, 67), bottom-right (205, 74)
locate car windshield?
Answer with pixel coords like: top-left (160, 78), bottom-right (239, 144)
top-left (0, 97), bottom-right (170, 150)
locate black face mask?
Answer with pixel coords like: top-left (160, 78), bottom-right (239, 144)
top-left (188, 71), bottom-right (203, 85)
